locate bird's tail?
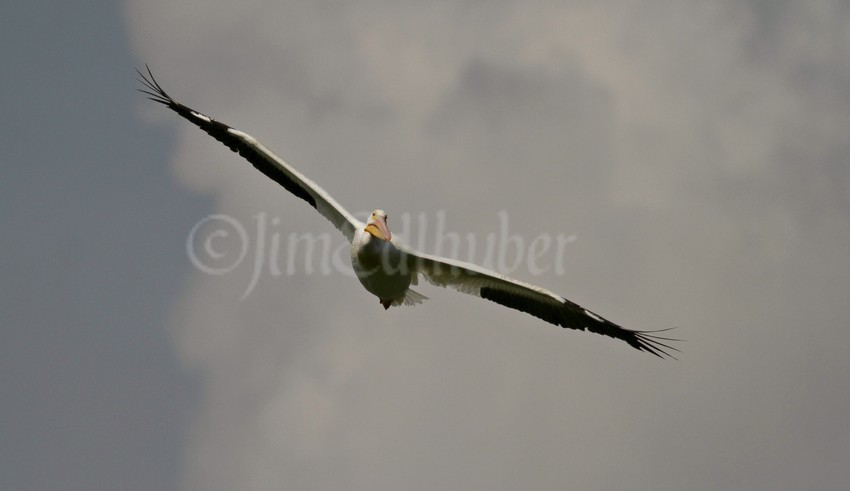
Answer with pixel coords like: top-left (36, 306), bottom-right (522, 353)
top-left (399, 288), bottom-right (429, 307)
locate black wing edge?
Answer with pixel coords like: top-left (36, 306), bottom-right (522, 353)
top-left (480, 287), bottom-right (681, 359)
top-left (616, 326), bottom-right (681, 360)
top-left (135, 64), bottom-right (318, 209)
top-left (136, 64), bottom-right (174, 106)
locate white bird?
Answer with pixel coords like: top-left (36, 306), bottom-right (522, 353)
top-left (138, 66), bottom-right (678, 358)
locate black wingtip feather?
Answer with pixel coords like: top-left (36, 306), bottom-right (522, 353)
top-left (135, 64), bottom-right (173, 106)
top-left (136, 65), bottom-right (320, 210)
top-left (631, 330), bottom-right (681, 360)
top-left (480, 286), bottom-right (681, 359)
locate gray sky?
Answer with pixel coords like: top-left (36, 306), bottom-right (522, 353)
top-left (2, 1), bottom-right (849, 490)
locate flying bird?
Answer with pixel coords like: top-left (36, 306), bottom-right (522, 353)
top-left (137, 66), bottom-right (678, 358)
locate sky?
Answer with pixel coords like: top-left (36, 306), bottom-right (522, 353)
top-left (2, 1), bottom-right (849, 490)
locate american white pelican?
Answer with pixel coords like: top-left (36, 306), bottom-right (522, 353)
top-left (138, 66), bottom-right (678, 358)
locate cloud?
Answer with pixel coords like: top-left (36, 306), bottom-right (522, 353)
top-left (129, 2), bottom-right (850, 489)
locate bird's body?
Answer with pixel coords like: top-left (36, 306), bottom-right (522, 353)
top-left (138, 66), bottom-right (678, 358)
top-left (352, 223), bottom-right (419, 309)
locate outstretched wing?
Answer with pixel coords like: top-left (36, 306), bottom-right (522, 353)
top-left (137, 65), bottom-right (363, 241)
top-left (392, 239), bottom-right (679, 358)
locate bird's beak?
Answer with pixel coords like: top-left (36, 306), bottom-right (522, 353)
top-left (365, 216), bottom-right (391, 241)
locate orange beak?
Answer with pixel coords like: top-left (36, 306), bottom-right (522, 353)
top-left (365, 216), bottom-right (391, 241)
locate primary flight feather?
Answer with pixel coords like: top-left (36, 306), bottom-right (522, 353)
top-left (137, 65), bottom-right (678, 359)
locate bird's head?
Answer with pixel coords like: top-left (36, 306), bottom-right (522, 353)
top-left (365, 209), bottom-right (391, 241)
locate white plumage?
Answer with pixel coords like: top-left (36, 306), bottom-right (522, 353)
top-left (138, 66), bottom-right (678, 358)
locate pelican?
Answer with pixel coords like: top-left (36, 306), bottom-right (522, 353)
top-left (137, 66), bottom-right (678, 358)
